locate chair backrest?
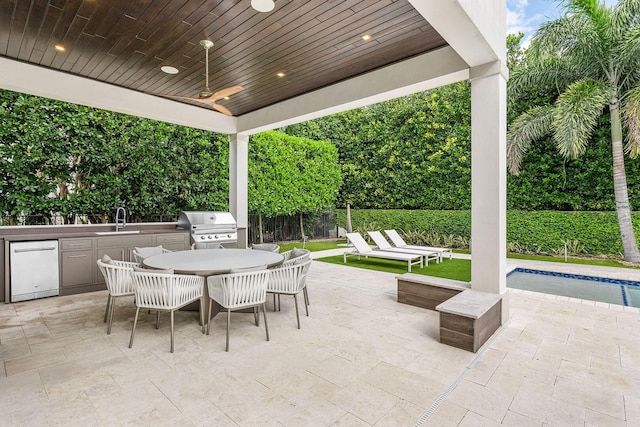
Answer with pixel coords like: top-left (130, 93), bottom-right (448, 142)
top-left (384, 229), bottom-right (408, 247)
top-left (367, 231), bottom-right (393, 249)
top-left (345, 233), bottom-right (373, 254)
top-left (280, 248), bottom-right (311, 267)
top-left (267, 259), bottom-right (311, 293)
top-left (207, 269), bottom-right (271, 310)
top-left (131, 271), bottom-right (203, 310)
top-left (132, 246), bottom-right (170, 263)
top-left (97, 259), bottom-right (135, 296)
top-left (251, 243), bottom-right (280, 253)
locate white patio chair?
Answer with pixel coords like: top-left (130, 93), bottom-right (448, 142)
top-left (276, 248), bottom-right (312, 307)
top-left (384, 229), bottom-right (453, 262)
top-left (97, 259), bottom-right (138, 334)
top-left (368, 231), bottom-right (439, 266)
top-left (132, 245), bottom-right (172, 263)
top-left (206, 268), bottom-right (271, 351)
top-left (251, 243), bottom-right (280, 253)
top-left (266, 259), bottom-right (312, 328)
top-left (128, 270), bottom-right (204, 353)
top-left (344, 232), bottom-right (423, 272)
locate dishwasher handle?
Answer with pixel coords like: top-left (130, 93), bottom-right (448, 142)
top-left (13, 246), bottom-right (58, 253)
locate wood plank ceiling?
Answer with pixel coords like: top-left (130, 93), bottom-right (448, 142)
top-left (0, 0), bottom-right (448, 116)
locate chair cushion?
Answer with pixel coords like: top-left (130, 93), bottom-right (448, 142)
top-left (134, 246), bottom-right (164, 258)
top-left (252, 243), bottom-right (280, 253)
top-left (101, 254), bottom-right (113, 264)
top-left (291, 248), bottom-right (308, 258)
top-left (133, 265), bottom-right (174, 274)
top-left (293, 256), bottom-right (309, 265)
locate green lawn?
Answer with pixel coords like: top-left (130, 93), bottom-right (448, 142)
top-left (316, 255), bottom-right (472, 281)
top-left (278, 240), bottom-right (346, 252)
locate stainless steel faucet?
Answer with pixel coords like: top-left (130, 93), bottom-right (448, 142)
top-left (115, 207), bottom-right (127, 231)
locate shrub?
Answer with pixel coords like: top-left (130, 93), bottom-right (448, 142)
top-left (337, 209), bottom-right (640, 258)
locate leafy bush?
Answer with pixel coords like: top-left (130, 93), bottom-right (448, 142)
top-left (337, 209), bottom-right (640, 258)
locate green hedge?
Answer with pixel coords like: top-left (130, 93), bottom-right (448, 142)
top-left (337, 209), bottom-right (640, 258)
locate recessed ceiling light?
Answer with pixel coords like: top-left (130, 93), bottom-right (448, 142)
top-left (362, 34), bottom-right (371, 41)
top-left (223, 96), bottom-right (230, 100)
top-left (251, 0), bottom-right (275, 12)
top-left (277, 72), bottom-right (286, 77)
top-left (54, 44), bottom-right (65, 52)
top-left (161, 66), bottom-right (179, 74)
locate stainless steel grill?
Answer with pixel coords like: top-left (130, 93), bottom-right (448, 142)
top-left (177, 211), bottom-right (237, 245)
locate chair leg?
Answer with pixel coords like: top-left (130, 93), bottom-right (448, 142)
top-left (199, 296), bottom-right (205, 334)
top-left (206, 299), bottom-right (213, 335)
top-left (293, 294), bottom-right (300, 329)
top-left (273, 293), bottom-right (277, 311)
top-left (170, 310), bottom-right (175, 353)
top-left (155, 311), bottom-right (160, 329)
top-left (104, 294), bottom-right (111, 323)
top-left (303, 287), bottom-right (309, 306)
top-left (277, 294), bottom-right (281, 311)
top-left (129, 307), bottom-right (140, 348)
top-left (254, 306), bottom-right (259, 326)
top-left (225, 308), bottom-right (231, 352)
top-left (107, 297), bottom-right (116, 334)
top-left (262, 303), bottom-right (269, 342)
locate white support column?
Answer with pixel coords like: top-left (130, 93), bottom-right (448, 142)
top-left (229, 133), bottom-right (249, 249)
top-left (470, 63), bottom-right (509, 322)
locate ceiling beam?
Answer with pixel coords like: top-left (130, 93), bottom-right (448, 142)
top-left (0, 57), bottom-right (237, 134)
top-left (236, 46), bottom-right (468, 135)
top-left (408, 0), bottom-right (506, 67)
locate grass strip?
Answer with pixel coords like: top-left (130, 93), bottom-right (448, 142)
top-left (315, 255), bottom-right (472, 282)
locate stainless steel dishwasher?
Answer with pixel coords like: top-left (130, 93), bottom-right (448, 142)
top-left (10, 241), bottom-right (60, 302)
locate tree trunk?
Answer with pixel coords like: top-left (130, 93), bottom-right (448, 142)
top-left (610, 102), bottom-right (640, 262)
top-left (258, 214), bottom-right (264, 244)
top-left (299, 212), bottom-right (305, 240)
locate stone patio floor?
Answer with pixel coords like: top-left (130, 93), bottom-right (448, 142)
top-left (1, 251), bottom-right (639, 426)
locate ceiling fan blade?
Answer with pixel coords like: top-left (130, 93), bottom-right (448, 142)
top-left (212, 103), bottom-right (233, 116)
top-left (209, 85), bottom-right (243, 101)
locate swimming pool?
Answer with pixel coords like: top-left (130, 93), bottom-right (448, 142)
top-left (507, 268), bottom-right (640, 308)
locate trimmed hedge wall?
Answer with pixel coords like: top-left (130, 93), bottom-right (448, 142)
top-left (337, 209), bottom-right (640, 258)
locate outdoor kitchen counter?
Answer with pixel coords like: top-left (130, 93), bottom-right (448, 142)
top-left (0, 223), bottom-right (187, 241)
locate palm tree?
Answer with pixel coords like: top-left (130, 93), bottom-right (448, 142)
top-left (507, 0), bottom-right (640, 262)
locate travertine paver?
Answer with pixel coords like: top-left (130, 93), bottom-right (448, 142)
top-left (0, 254), bottom-right (639, 426)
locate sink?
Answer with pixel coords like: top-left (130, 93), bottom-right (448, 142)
top-left (94, 230), bottom-right (141, 236)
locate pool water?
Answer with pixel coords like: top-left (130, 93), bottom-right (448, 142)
top-left (507, 268), bottom-right (640, 308)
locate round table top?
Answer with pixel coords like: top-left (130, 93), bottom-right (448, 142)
top-left (142, 248), bottom-right (284, 275)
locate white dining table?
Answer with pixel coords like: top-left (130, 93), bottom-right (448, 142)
top-left (142, 248), bottom-right (284, 321)
top-left (142, 248), bottom-right (284, 276)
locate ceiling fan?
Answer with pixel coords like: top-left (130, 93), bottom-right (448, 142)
top-left (165, 40), bottom-right (243, 116)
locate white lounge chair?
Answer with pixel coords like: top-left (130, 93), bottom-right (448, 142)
top-left (344, 232), bottom-right (423, 272)
top-left (384, 229), bottom-right (453, 262)
top-left (367, 231), bottom-right (439, 266)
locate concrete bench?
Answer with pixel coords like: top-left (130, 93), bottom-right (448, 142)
top-left (396, 273), bottom-right (501, 353)
top-left (436, 290), bottom-right (502, 353)
top-left (396, 273), bottom-right (470, 310)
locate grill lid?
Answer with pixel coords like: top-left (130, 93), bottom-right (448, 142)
top-left (177, 211), bottom-right (237, 233)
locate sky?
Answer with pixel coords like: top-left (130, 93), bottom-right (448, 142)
top-left (507, 0), bottom-right (619, 46)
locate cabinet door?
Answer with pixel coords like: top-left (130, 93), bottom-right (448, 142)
top-left (155, 233), bottom-right (188, 251)
top-left (61, 250), bottom-right (94, 288)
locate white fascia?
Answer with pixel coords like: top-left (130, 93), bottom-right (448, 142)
top-left (0, 56), bottom-right (237, 134)
top-left (236, 46), bottom-right (469, 135)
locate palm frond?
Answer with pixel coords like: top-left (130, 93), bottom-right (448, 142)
top-left (622, 84), bottom-right (640, 157)
top-left (614, 23), bottom-right (640, 88)
top-left (529, 13), bottom-right (607, 79)
top-left (553, 79), bottom-right (611, 159)
top-left (506, 105), bottom-right (555, 175)
top-left (507, 56), bottom-right (577, 102)
top-left (611, 0), bottom-right (640, 34)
